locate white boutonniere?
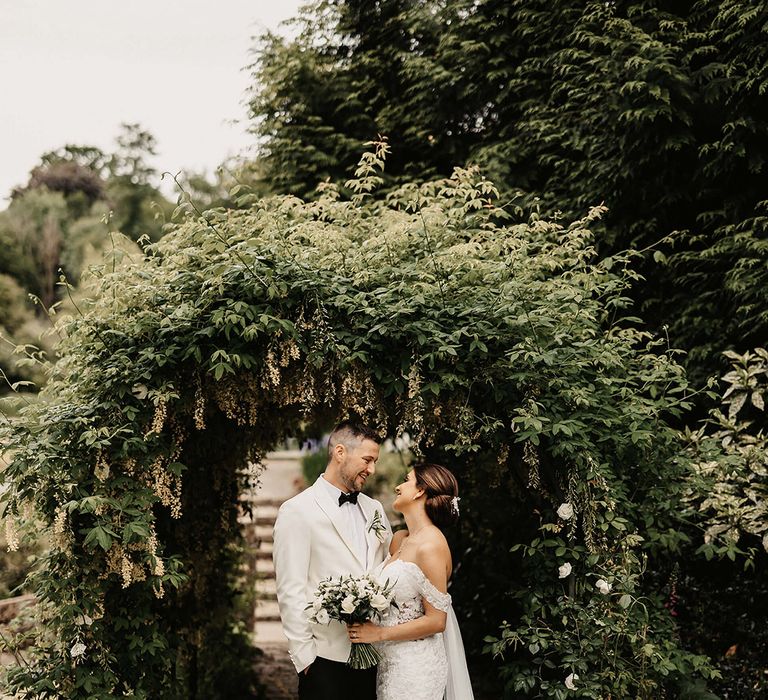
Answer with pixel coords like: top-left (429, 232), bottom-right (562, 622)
top-left (367, 510), bottom-right (387, 542)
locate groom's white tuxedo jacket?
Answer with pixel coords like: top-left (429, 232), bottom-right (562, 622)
top-left (273, 476), bottom-right (393, 672)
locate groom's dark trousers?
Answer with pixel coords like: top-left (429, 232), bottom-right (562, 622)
top-left (298, 656), bottom-right (376, 699)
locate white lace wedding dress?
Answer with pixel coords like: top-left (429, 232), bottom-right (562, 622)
top-left (374, 558), bottom-right (474, 700)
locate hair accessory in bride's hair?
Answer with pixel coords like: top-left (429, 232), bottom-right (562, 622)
top-left (451, 496), bottom-right (460, 516)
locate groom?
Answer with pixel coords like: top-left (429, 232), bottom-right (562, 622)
top-left (273, 420), bottom-right (393, 699)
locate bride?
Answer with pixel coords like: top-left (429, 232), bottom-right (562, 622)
top-left (347, 463), bottom-right (474, 700)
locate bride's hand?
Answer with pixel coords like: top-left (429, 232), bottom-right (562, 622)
top-left (347, 622), bottom-right (384, 643)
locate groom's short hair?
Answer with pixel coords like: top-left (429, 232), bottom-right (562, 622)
top-left (327, 420), bottom-right (382, 459)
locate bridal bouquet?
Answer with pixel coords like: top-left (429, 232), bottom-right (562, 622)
top-left (307, 574), bottom-right (395, 669)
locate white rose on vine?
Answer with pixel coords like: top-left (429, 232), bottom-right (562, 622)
top-left (565, 672), bottom-right (579, 690)
top-left (558, 562), bottom-right (572, 579)
top-left (595, 578), bottom-right (612, 595)
top-left (557, 502), bottom-right (574, 520)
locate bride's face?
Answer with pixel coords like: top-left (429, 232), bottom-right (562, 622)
top-left (393, 469), bottom-right (422, 512)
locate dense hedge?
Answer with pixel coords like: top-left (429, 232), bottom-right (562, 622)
top-left (249, 0), bottom-right (768, 383)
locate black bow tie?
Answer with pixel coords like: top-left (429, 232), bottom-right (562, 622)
top-left (338, 491), bottom-right (359, 506)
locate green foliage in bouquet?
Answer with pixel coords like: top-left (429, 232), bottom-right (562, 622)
top-left (0, 142), bottom-right (728, 697)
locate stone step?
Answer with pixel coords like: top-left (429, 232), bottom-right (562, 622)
top-left (237, 510), bottom-right (277, 527)
top-left (239, 511), bottom-right (278, 526)
top-left (255, 612), bottom-right (282, 623)
top-left (242, 504), bottom-right (279, 517)
top-left (238, 558), bottom-right (274, 581)
top-left (244, 497), bottom-right (285, 509)
top-left (255, 599), bottom-right (281, 622)
top-left (256, 577), bottom-right (277, 595)
top-left (243, 522), bottom-right (274, 545)
top-left (252, 621), bottom-right (290, 647)
top-left (256, 558), bottom-right (274, 575)
top-left (253, 527), bottom-right (274, 544)
top-left (264, 450), bottom-right (305, 462)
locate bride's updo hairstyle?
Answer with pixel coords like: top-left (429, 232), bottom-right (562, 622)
top-left (413, 463), bottom-right (460, 528)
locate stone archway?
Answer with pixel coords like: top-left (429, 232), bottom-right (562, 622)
top-left (1, 151), bottom-right (696, 698)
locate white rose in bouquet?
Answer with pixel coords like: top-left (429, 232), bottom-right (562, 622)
top-left (370, 593), bottom-right (390, 611)
top-left (341, 595), bottom-right (357, 614)
top-left (315, 608), bottom-right (330, 625)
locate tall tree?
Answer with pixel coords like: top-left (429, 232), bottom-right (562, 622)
top-left (247, 0), bottom-right (474, 197)
top-left (100, 123), bottom-right (171, 241)
top-left (13, 124), bottom-right (172, 243)
top-left (0, 189), bottom-right (69, 308)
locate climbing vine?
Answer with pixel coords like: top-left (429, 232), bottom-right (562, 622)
top-left (0, 145), bottom-right (726, 697)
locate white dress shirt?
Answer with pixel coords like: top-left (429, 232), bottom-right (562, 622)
top-left (319, 475), bottom-right (369, 566)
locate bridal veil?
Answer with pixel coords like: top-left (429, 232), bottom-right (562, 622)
top-left (443, 605), bottom-right (474, 700)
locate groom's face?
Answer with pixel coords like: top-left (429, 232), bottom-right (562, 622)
top-left (340, 438), bottom-right (380, 492)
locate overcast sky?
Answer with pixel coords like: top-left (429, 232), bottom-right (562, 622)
top-left (0, 0), bottom-right (304, 203)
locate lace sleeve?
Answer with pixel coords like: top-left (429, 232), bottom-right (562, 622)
top-left (418, 570), bottom-right (451, 612)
